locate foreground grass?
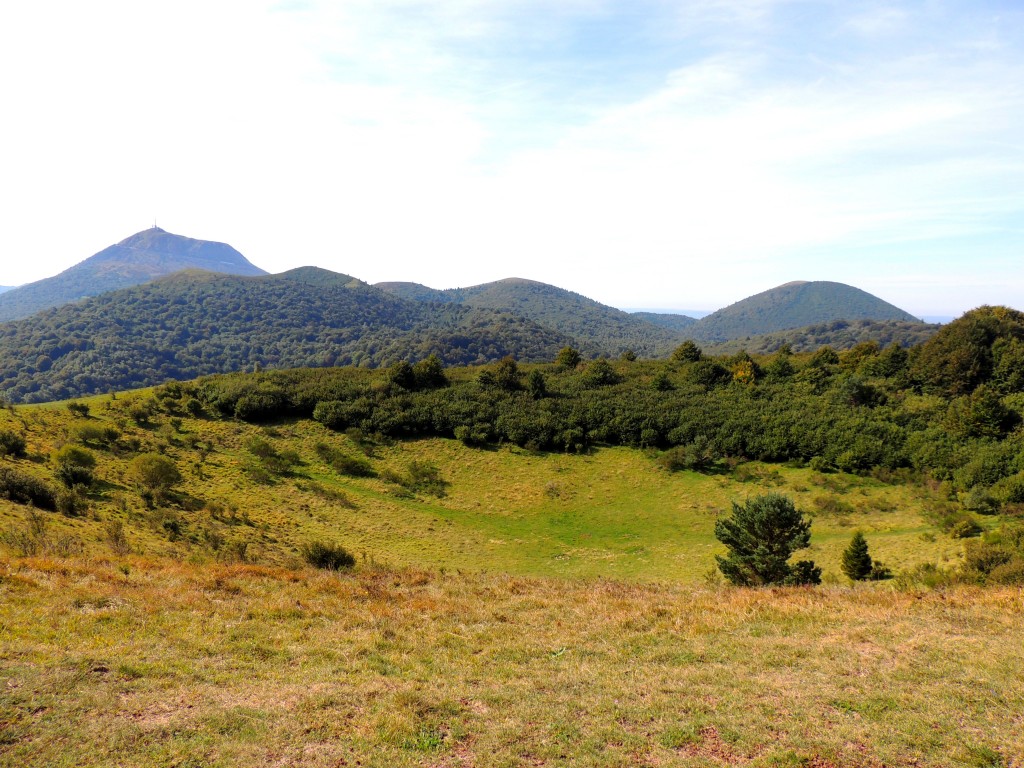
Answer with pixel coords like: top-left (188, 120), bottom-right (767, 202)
top-left (2, 556), bottom-right (1022, 767)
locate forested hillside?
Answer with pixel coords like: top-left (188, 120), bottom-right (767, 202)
top-left (690, 280), bottom-right (920, 342)
top-left (0, 269), bottom-right (571, 403)
top-left (377, 277), bottom-right (685, 356)
top-left (702, 318), bottom-right (940, 356)
top-left (629, 311), bottom-right (697, 331)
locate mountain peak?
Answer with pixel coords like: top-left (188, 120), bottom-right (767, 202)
top-left (689, 280), bottom-right (919, 343)
top-left (0, 229), bottom-right (267, 323)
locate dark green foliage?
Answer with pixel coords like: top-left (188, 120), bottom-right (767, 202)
top-left (911, 306), bottom-right (1024, 396)
top-left (315, 442), bottom-right (375, 478)
top-left (788, 560), bottom-right (823, 586)
top-left (172, 312), bottom-right (1024, 498)
top-left (412, 354), bottom-right (448, 389)
top-left (950, 517), bottom-right (984, 539)
top-left (0, 428), bottom-right (27, 458)
top-left (671, 341), bottom-right (703, 363)
top-left (0, 269), bottom-right (571, 404)
top-left (378, 278), bottom-right (685, 358)
top-left (493, 357), bottom-right (523, 391)
top-left (66, 402), bottom-right (90, 418)
top-left (702, 320), bottom-right (937, 357)
top-left (556, 346), bottom-right (582, 369)
top-left (126, 454), bottom-right (181, 499)
top-left (714, 493), bottom-right (818, 586)
top-left (246, 438), bottom-right (300, 476)
top-left (690, 281), bottom-right (919, 343)
top-left (300, 541), bottom-right (356, 570)
top-left (56, 487), bottom-right (88, 517)
top-left (53, 444), bottom-right (97, 488)
top-left (841, 532), bottom-right (874, 581)
top-left (527, 370), bottom-right (547, 399)
top-left (0, 466), bottom-right (57, 510)
top-left (580, 358), bottom-right (620, 388)
top-left (961, 524), bottom-right (1024, 584)
top-left (630, 312), bottom-right (697, 332)
top-left (660, 436), bottom-right (719, 472)
top-left (388, 361), bottom-right (417, 390)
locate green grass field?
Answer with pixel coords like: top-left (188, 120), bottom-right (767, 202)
top-left (0, 395), bottom-right (963, 582)
top-left (3, 394), bottom-right (1020, 766)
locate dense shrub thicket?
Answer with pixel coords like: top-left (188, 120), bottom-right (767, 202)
top-left (152, 307), bottom-right (1024, 508)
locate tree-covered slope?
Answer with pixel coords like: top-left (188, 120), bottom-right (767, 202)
top-left (0, 227), bottom-right (267, 322)
top-left (374, 281), bottom-right (453, 303)
top-left (909, 305), bottom-right (1024, 396)
top-left (702, 318), bottom-right (940, 356)
top-left (377, 277), bottom-right (686, 357)
top-left (630, 311), bottom-right (698, 332)
top-left (0, 268), bottom-right (571, 403)
top-left (690, 281), bottom-right (919, 343)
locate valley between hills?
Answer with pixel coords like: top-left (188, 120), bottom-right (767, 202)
top-left (1, 228), bottom-right (1023, 766)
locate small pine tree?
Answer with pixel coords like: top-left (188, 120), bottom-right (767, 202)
top-left (714, 493), bottom-right (819, 586)
top-left (841, 531), bottom-right (874, 581)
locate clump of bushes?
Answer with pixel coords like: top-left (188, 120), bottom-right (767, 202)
top-left (659, 436), bottom-right (719, 472)
top-left (242, 438), bottom-right (300, 484)
top-left (0, 428), bottom-right (27, 458)
top-left (381, 461), bottom-right (448, 497)
top-left (315, 442), bottom-right (375, 477)
top-left (301, 541), bottom-right (355, 570)
top-left (53, 444), bottom-right (97, 488)
top-left (0, 466), bottom-right (57, 510)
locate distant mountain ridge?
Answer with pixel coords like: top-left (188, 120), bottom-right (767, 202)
top-left (0, 227), bottom-right (266, 322)
top-left (375, 277), bottom-right (685, 357)
top-left (0, 267), bottom-right (573, 403)
top-left (687, 281), bottom-right (919, 343)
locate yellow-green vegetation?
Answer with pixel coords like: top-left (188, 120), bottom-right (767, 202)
top-left (2, 387), bottom-right (1023, 766)
top-left (1, 557), bottom-right (1022, 767)
top-left (0, 393), bottom-right (965, 581)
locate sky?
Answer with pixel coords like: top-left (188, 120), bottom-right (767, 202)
top-left (1, 0), bottom-right (1022, 317)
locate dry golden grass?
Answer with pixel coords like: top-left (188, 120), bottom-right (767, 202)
top-left (2, 555), bottom-right (1022, 767)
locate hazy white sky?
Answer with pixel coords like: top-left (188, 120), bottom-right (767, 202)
top-left (1, 0), bottom-right (1021, 315)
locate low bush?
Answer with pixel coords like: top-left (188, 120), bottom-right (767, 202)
top-left (0, 466), bottom-right (57, 510)
top-left (0, 428), bottom-right (27, 458)
top-left (301, 541), bottom-right (356, 570)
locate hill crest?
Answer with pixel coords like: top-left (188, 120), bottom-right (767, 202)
top-left (689, 280), bottom-right (919, 343)
top-left (0, 227), bottom-right (266, 322)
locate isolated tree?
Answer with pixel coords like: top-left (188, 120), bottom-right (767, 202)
top-left (714, 493), bottom-right (820, 586)
top-left (387, 360), bottom-right (416, 390)
top-left (53, 444), bottom-right (96, 488)
top-left (412, 354), bottom-right (448, 389)
top-left (527, 369), bottom-right (547, 399)
top-left (127, 453), bottom-right (181, 501)
top-left (555, 346), bottom-right (581, 369)
top-left (841, 531), bottom-right (874, 581)
top-left (672, 341), bottom-right (703, 363)
top-left (494, 356), bottom-right (522, 391)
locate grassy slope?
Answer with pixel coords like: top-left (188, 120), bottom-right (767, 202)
top-left (0, 395), bottom-right (963, 582)
top-left (2, 394), bottom-right (1022, 766)
top-left (1, 558), bottom-right (1022, 767)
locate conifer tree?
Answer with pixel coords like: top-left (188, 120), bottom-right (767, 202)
top-left (714, 493), bottom-right (820, 586)
top-left (841, 531), bottom-right (874, 581)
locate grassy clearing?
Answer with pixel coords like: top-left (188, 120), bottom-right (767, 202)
top-left (0, 396), bottom-right (964, 582)
top-left (0, 397), bottom-right (966, 581)
top-left (1, 556), bottom-right (1021, 767)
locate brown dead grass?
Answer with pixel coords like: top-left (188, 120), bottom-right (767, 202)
top-left (1, 555), bottom-right (1022, 767)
